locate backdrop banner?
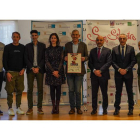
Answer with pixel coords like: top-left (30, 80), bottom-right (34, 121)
top-left (86, 20), bottom-right (138, 106)
top-left (31, 20), bottom-right (83, 105)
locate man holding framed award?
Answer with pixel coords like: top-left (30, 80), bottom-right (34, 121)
top-left (64, 30), bottom-right (88, 114)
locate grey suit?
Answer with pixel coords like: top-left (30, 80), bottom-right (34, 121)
top-left (64, 41), bottom-right (88, 109)
top-left (112, 44), bottom-right (136, 110)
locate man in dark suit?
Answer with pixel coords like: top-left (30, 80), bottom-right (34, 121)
top-left (112, 33), bottom-right (136, 115)
top-left (88, 35), bottom-right (112, 115)
top-left (25, 30), bottom-right (46, 115)
top-left (64, 30), bottom-right (88, 114)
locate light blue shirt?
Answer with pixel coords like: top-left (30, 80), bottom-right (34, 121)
top-left (72, 42), bottom-right (79, 53)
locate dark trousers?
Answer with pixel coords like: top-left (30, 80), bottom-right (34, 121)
top-left (0, 71), bottom-right (3, 92)
top-left (114, 77), bottom-right (134, 110)
top-left (50, 85), bottom-right (61, 101)
top-left (91, 77), bottom-right (108, 110)
top-left (27, 71), bottom-right (44, 109)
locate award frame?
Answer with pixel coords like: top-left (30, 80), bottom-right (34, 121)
top-left (67, 53), bottom-right (82, 73)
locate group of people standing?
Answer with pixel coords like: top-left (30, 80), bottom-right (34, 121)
top-left (0, 29), bottom-right (139, 117)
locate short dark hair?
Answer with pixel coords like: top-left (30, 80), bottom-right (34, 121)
top-left (30, 30), bottom-right (38, 35)
top-left (12, 32), bottom-right (20, 38)
top-left (49, 33), bottom-right (60, 46)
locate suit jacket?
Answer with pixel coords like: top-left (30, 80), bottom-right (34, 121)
top-left (24, 41), bottom-right (46, 74)
top-left (88, 46), bottom-right (112, 79)
top-left (64, 41), bottom-right (88, 76)
top-left (112, 44), bottom-right (136, 79)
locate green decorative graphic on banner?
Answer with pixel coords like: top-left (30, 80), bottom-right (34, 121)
top-left (87, 69), bottom-right (91, 73)
top-left (127, 22), bottom-right (132, 26)
top-left (99, 101), bottom-right (102, 104)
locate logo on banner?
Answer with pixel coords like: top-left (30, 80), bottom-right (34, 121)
top-left (87, 94), bottom-right (90, 97)
top-left (62, 92), bottom-right (66, 96)
top-left (64, 61), bottom-right (66, 65)
top-left (87, 86), bottom-right (91, 89)
top-left (59, 31), bottom-right (66, 35)
top-left (87, 26), bottom-right (136, 43)
top-left (99, 101), bottom-right (102, 104)
top-left (97, 22), bottom-right (108, 25)
top-left (87, 22), bottom-right (92, 25)
top-left (110, 93), bottom-right (113, 96)
top-left (48, 24), bottom-right (55, 28)
top-left (127, 22), bottom-right (132, 26)
top-left (88, 43), bottom-right (93, 46)
top-left (87, 69), bottom-right (91, 73)
top-left (116, 22), bottom-right (125, 25)
top-left (121, 93), bottom-right (127, 96)
top-left (73, 24), bottom-right (81, 28)
top-left (59, 25), bottom-right (70, 28)
top-left (110, 21), bottom-right (115, 27)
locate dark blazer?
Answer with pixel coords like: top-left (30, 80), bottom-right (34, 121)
top-left (64, 41), bottom-right (88, 76)
top-left (112, 44), bottom-right (136, 79)
top-left (24, 41), bottom-right (46, 74)
top-left (88, 46), bottom-right (112, 79)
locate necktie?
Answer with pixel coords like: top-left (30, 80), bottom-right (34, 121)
top-left (97, 48), bottom-right (101, 59)
top-left (122, 46), bottom-right (124, 59)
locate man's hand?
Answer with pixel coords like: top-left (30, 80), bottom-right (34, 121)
top-left (19, 69), bottom-right (25, 75)
top-left (7, 72), bottom-right (13, 82)
top-left (119, 69), bottom-right (127, 75)
top-left (81, 57), bottom-right (85, 61)
top-left (64, 56), bottom-right (68, 61)
top-left (94, 70), bottom-right (102, 77)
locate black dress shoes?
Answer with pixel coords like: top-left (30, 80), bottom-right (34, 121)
top-left (113, 109), bottom-right (119, 115)
top-left (128, 109), bottom-right (133, 115)
top-left (91, 110), bottom-right (97, 115)
top-left (103, 109), bottom-right (107, 115)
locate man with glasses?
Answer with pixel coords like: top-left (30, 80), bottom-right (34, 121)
top-left (88, 35), bottom-right (112, 115)
top-left (112, 34), bottom-right (136, 115)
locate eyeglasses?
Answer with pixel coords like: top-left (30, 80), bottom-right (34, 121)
top-left (96, 39), bottom-right (103, 41)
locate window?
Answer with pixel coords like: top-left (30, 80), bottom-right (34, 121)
top-left (0, 20), bottom-right (18, 45)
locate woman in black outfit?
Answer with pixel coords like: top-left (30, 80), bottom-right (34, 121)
top-left (45, 33), bottom-right (65, 114)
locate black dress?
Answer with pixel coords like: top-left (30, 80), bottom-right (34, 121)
top-left (45, 46), bottom-right (65, 86)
